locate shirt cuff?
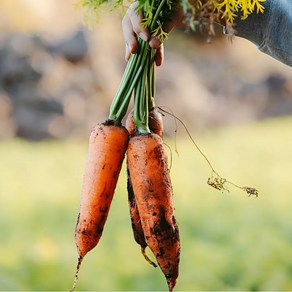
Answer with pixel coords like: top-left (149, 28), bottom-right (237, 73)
top-left (232, 1), bottom-right (271, 47)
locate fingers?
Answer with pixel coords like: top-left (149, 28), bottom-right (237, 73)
top-left (127, 2), bottom-right (150, 42)
top-left (149, 37), bottom-right (161, 50)
top-left (125, 43), bottom-right (131, 61)
top-left (122, 2), bottom-right (150, 59)
top-left (122, 2), bottom-right (184, 65)
top-left (122, 15), bottom-right (138, 55)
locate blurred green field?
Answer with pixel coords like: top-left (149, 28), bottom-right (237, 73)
top-left (1, 117), bottom-right (292, 291)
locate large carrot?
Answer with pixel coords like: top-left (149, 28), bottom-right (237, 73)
top-left (127, 132), bottom-right (180, 292)
top-left (126, 108), bottom-right (163, 267)
top-left (71, 121), bottom-right (129, 291)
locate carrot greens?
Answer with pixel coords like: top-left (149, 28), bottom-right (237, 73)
top-left (79, 0), bottom-right (266, 129)
top-left (107, 0), bottom-right (171, 132)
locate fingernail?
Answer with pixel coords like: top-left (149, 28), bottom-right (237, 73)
top-left (155, 55), bottom-right (162, 67)
top-left (139, 32), bottom-right (148, 42)
top-left (125, 44), bottom-right (130, 61)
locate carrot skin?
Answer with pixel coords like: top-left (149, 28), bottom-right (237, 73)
top-left (148, 108), bottom-right (163, 138)
top-left (126, 108), bottom-right (163, 138)
top-left (126, 108), bottom-right (164, 267)
top-left (127, 133), bottom-right (180, 291)
top-left (127, 167), bottom-right (147, 249)
top-left (75, 123), bottom-right (129, 258)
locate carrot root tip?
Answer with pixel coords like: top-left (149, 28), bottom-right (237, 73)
top-left (70, 256), bottom-right (83, 292)
top-left (167, 279), bottom-right (176, 292)
top-left (141, 247), bottom-right (157, 268)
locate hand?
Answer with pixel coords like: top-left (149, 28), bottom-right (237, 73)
top-left (122, 2), bottom-right (184, 66)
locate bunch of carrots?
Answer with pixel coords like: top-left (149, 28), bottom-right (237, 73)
top-left (71, 1), bottom-right (180, 291)
top-left (71, 0), bottom-right (263, 290)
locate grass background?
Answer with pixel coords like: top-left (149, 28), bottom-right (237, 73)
top-left (1, 116), bottom-right (292, 291)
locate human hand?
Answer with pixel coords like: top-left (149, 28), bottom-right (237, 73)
top-left (122, 2), bottom-right (184, 66)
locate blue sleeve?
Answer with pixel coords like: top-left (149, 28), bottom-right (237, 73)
top-left (234, 0), bottom-right (292, 67)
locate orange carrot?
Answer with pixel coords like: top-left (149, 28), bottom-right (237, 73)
top-left (127, 133), bottom-right (180, 292)
top-left (72, 121), bottom-right (129, 291)
top-left (126, 108), bottom-right (163, 267)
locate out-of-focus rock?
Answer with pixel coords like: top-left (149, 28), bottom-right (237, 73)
top-left (0, 35), bottom-right (42, 91)
top-left (0, 20), bottom-right (292, 141)
top-left (0, 29), bottom-right (97, 141)
top-left (48, 30), bottom-right (88, 64)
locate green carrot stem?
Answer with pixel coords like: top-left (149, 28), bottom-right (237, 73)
top-left (108, 0), bottom-right (168, 124)
top-left (148, 49), bottom-right (156, 109)
top-left (108, 40), bottom-right (148, 122)
top-left (114, 45), bottom-right (150, 122)
top-left (109, 42), bottom-right (142, 116)
top-left (134, 55), bottom-right (150, 134)
top-left (149, 0), bottom-right (167, 32)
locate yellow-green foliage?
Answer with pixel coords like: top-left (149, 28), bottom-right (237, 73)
top-left (211, 0), bottom-right (266, 22)
top-left (78, 0), bottom-right (266, 32)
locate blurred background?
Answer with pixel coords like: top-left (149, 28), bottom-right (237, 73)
top-left (1, 0), bottom-right (292, 290)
